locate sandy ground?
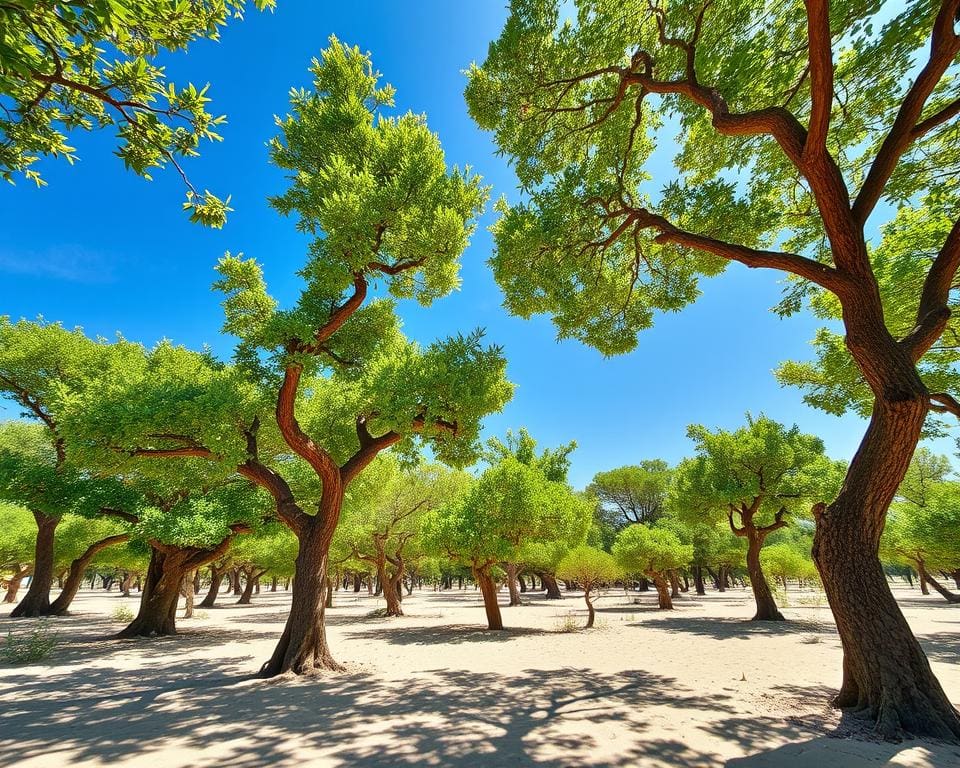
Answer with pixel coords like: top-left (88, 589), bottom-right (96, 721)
top-left (0, 582), bottom-right (958, 768)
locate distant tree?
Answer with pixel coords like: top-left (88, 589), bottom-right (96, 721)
top-left (0, 0), bottom-right (275, 226)
top-left (613, 524), bottom-right (692, 609)
top-left (0, 502), bottom-right (35, 603)
top-left (556, 545), bottom-right (620, 627)
top-left (467, 0), bottom-right (960, 739)
top-left (588, 461), bottom-right (672, 528)
top-left (672, 415), bottom-right (840, 621)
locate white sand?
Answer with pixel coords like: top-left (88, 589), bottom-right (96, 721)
top-left (1, 583), bottom-right (958, 767)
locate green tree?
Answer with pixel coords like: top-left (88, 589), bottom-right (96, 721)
top-left (672, 415), bottom-right (839, 621)
top-left (422, 454), bottom-right (588, 629)
top-left (556, 545), bottom-right (620, 628)
top-left (0, 0), bottom-right (275, 226)
top-left (588, 461), bottom-right (672, 528)
top-left (613, 524), bottom-right (692, 609)
top-left (72, 40), bottom-right (510, 674)
top-left (467, 0), bottom-right (960, 738)
top-left (0, 502), bottom-right (35, 603)
top-left (230, 522), bottom-right (298, 605)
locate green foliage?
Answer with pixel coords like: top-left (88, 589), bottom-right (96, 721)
top-left (422, 450), bottom-right (589, 571)
top-left (230, 522), bottom-right (298, 577)
top-left (556, 545), bottom-right (620, 589)
top-left (0, 0), bottom-right (275, 226)
top-left (1, 619), bottom-right (57, 663)
top-left (760, 542), bottom-right (817, 583)
top-left (613, 524), bottom-right (692, 578)
top-left (484, 427), bottom-right (576, 482)
top-left (0, 501), bottom-right (35, 568)
top-left (588, 460), bottom-right (672, 528)
top-left (671, 414), bottom-right (843, 529)
top-left (466, 0), bottom-right (960, 423)
top-left (110, 605), bottom-right (135, 624)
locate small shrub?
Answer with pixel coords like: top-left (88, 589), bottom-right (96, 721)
top-left (1, 620), bottom-right (58, 664)
top-left (801, 634), bottom-right (822, 644)
top-left (193, 610), bottom-right (209, 620)
top-left (111, 605), bottom-right (135, 623)
top-left (553, 613), bottom-right (581, 633)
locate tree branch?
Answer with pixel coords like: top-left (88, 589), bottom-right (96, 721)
top-left (803, 0), bottom-right (834, 157)
top-left (852, 0), bottom-right (960, 225)
top-left (929, 392), bottom-right (960, 419)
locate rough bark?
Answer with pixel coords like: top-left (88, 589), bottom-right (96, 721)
top-left (48, 534), bottom-right (130, 615)
top-left (540, 572), bottom-right (562, 599)
top-left (745, 534), bottom-right (784, 621)
top-left (476, 568), bottom-right (504, 630)
top-left (260, 518), bottom-right (343, 677)
top-left (11, 511), bottom-right (58, 618)
top-left (668, 570), bottom-right (681, 599)
top-left (505, 562), bottom-right (522, 606)
top-left (813, 392), bottom-right (960, 741)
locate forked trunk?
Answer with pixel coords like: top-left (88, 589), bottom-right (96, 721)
top-left (505, 562), bottom-right (521, 606)
top-left (540, 572), bottom-right (562, 599)
top-left (377, 558), bottom-right (403, 617)
top-left (813, 390), bottom-right (960, 741)
top-left (260, 520), bottom-right (343, 677)
top-left (49, 534), bottom-right (130, 615)
top-left (650, 573), bottom-right (672, 609)
top-left (476, 567), bottom-right (504, 630)
top-left (237, 567), bottom-right (257, 604)
top-left (11, 511), bottom-right (58, 618)
top-left (746, 534), bottom-right (784, 621)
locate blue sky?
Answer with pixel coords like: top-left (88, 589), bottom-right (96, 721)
top-left (0, 2), bottom-right (902, 488)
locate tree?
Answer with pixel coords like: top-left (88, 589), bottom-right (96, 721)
top-left (0, 502), bottom-right (36, 603)
top-left (47, 513), bottom-right (130, 614)
top-left (72, 40), bottom-right (511, 675)
top-left (883, 457), bottom-right (960, 603)
top-left (588, 461), bottom-right (672, 528)
top-left (761, 541), bottom-right (818, 590)
top-left (0, 0), bottom-right (275, 226)
top-left (484, 427), bottom-right (577, 604)
top-left (672, 415), bottom-right (839, 620)
top-left (230, 523), bottom-right (297, 605)
top-left (467, 0), bottom-right (960, 739)
top-left (613, 524), bottom-right (692, 609)
top-left (422, 454), bottom-right (589, 629)
top-left (556, 545), bottom-right (620, 627)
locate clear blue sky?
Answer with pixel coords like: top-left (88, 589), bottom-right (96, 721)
top-left (0, 2), bottom-right (896, 488)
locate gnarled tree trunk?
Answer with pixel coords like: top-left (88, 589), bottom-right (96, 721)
top-left (49, 534), bottom-right (130, 615)
top-left (813, 389), bottom-right (960, 741)
top-left (745, 535), bottom-right (784, 621)
top-left (922, 571), bottom-right (960, 604)
top-left (583, 588), bottom-right (596, 628)
top-left (540, 572), bottom-right (562, 599)
top-left (11, 511), bottom-right (58, 618)
top-left (199, 563), bottom-right (225, 608)
top-left (650, 573), bottom-right (672, 609)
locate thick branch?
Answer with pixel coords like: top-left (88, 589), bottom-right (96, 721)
top-left (929, 392), bottom-right (960, 419)
top-left (803, 0), bottom-right (834, 157)
top-left (275, 363), bottom-right (341, 491)
top-left (902, 216), bottom-right (960, 360)
top-left (853, 0), bottom-right (960, 225)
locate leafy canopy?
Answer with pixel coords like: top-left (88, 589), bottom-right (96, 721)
top-left (613, 524), bottom-right (692, 577)
top-left (0, 0), bottom-right (275, 226)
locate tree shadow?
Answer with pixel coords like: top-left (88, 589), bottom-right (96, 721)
top-left (342, 623), bottom-right (553, 646)
top-left (918, 631), bottom-right (960, 665)
top-left (630, 615), bottom-right (836, 640)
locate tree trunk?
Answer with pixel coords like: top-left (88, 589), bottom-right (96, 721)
top-left (325, 577), bottom-right (334, 609)
top-left (916, 560), bottom-right (930, 595)
top-left (237, 567), bottom-right (257, 605)
top-left (637, 576), bottom-right (650, 592)
top-left (518, 574), bottom-right (527, 593)
top-left (3, 565), bottom-right (31, 603)
top-left (668, 570), bottom-right (680, 599)
top-left (476, 568), bottom-right (503, 630)
top-left (376, 557), bottom-right (404, 617)
top-left (231, 568), bottom-right (242, 595)
top-left (584, 589), bottom-right (595, 629)
top-left (116, 547), bottom-right (186, 637)
top-left (922, 571), bottom-right (960, 604)
top-left (120, 572), bottom-right (135, 597)
top-left (693, 565), bottom-right (706, 596)
top-left (352, 573), bottom-right (362, 592)
top-left (813, 389), bottom-right (960, 741)
top-left (651, 573), bottom-right (672, 609)
top-left (951, 569), bottom-right (960, 590)
top-left (260, 518), bottom-right (342, 677)
top-left (193, 571), bottom-right (201, 594)
top-left (180, 570), bottom-right (195, 618)
top-left (746, 533), bottom-right (784, 621)
top-left (271, 576), bottom-right (278, 592)
top-left (49, 534), bottom-right (130, 615)
top-left (199, 565), bottom-right (224, 608)
top-left (11, 511), bottom-right (58, 618)
top-left (540, 572), bottom-right (562, 599)
top-left (505, 562), bottom-right (521, 606)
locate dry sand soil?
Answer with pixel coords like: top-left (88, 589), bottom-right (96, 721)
top-left (1, 583), bottom-right (958, 767)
